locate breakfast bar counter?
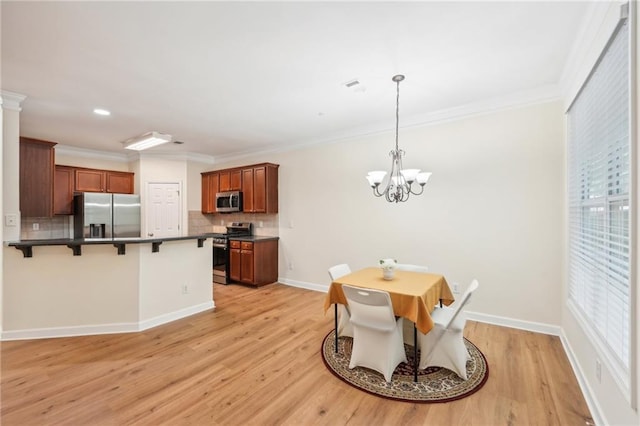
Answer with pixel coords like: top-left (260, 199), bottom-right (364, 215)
top-left (2, 236), bottom-right (215, 341)
top-left (7, 234), bottom-right (213, 257)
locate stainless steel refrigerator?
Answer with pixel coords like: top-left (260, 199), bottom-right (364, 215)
top-left (74, 192), bottom-right (141, 239)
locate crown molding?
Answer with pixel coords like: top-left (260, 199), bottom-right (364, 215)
top-left (212, 83), bottom-right (562, 165)
top-left (136, 151), bottom-right (216, 164)
top-left (0, 90), bottom-right (27, 111)
top-left (55, 144), bottom-right (217, 165)
top-left (55, 144), bottom-right (131, 163)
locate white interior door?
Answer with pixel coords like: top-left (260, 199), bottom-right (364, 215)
top-left (147, 182), bottom-right (181, 238)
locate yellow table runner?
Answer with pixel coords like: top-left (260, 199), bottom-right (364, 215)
top-left (323, 267), bottom-right (455, 334)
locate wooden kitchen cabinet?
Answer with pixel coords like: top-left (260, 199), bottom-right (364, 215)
top-left (219, 169), bottom-right (241, 192)
top-left (201, 172), bottom-right (219, 214)
top-left (75, 168), bottom-right (134, 193)
top-left (54, 165), bottom-right (75, 215)
top-left (202, 162), bottom-right (278, 215)
top-left (228, 239), bottom-right (278, 286)
top-left (241, 163), bottom-right (279, 213)
top-left (20, 137), bottom-right (56, 217)
top-left (106, 171), bottom-right (134, 193)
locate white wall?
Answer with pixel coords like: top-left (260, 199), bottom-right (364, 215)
top-left (558, 2), bottom-right (639, 425)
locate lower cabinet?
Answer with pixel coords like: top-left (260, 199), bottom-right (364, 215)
top-left (229, 239), bottom-right (278, 286)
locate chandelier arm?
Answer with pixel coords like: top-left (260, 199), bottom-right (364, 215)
top-left (409, 183), bottom-right (425, 196)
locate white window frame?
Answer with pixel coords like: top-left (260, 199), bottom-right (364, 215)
top-left (566, 4), bottom-right (636, 405)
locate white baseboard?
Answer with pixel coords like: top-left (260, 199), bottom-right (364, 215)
top-left (558, 330), bottom-right (606, 426)
top-left (138, 301), bottom-right (214, 331)
top-left (1, 322), bottom-right (139, 341)
top-left (465, 311), bottom-right (562, 336)
top-left (1, 301), bottom-right (215, 341)
top-left (278, 277), bottom-right (328, 293)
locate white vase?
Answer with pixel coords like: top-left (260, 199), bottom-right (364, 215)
top-left (383, 269), bottom-right (395, 280)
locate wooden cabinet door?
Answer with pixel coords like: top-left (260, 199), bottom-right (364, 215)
top-left (240, 242), bottom-right (254, 284)
top-left (230, 170), bottom-right (242, 191)
top-left (219, 170), bottom-right (241, 192)
top-left (201, 173), bottom-right (219, 214)
top-left (75, 169), bottom-right (105, 192)
top-left (54, 165), bottom-right (75, 215)
top-left (229, 241), bottom-right (242, 282)
top-left (241, 168), bottom-right (254, 212)
top-left (253, 166), bottom-right (267, 213)
top-left (20, 138), bottom-right (56, 217)
top-left (201, 174), bottom-right (212, 213)
top-left (106, 171), bottom-right (134, 193)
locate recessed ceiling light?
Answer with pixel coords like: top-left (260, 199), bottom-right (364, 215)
top-left (93, 108), bottom-right (111, 116)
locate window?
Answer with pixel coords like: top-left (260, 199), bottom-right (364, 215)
top-left (567, 16), bottom-right (632, 395)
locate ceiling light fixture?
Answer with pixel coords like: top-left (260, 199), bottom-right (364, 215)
top-left (93, 108), bottom-right (111, 116)
top-left (366, 75), bottom-right (431, 202)
top-left (122, 131), bottom-right (172, 151)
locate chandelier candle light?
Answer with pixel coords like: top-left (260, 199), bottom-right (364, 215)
top-left (366, 75), bottom-right (431, 202)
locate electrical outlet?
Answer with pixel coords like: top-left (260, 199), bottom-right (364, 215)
top-left (288, 262), bottom-right (294, 270)
top-left (32, 223), bottom-right (40, 231)
top-left (182, 284), bottom-right (189, 294)
top-left (452, 282), bottom-right (460, 293)
top-left (595, 359), bottom-right (602, 383)
top-left (4, 214), bottom-right (17, 227)
top-left (259, 221), bottom-right (264, 228)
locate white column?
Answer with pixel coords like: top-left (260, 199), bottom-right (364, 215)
top-left (2, 90), bottom-right (26, 242)
top-left (1, 90), bottom-right (26, 335)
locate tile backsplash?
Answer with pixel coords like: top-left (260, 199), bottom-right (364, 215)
top-left (188, 211), bottom-right (279, 236)
top-left (20, 212), bottom-right (278, 240)
top-left (21, 216), bottom-right (72, 240)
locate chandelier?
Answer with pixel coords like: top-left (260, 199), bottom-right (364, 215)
top-left (366, 75), bottom-right (431, 202)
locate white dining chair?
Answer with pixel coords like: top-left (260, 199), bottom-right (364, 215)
top-left (328, 264), bottom-right (353, 338)
top-left (396, 264), bottom-right (429, 346)
top-left (395, 264), bottom-right (429, 273)
top-left (417, 279), bottom-right (479, 380)
top-left (342, 284), bottom-right (407, 382)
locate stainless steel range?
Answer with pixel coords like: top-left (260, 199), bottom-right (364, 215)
top-left (212, 222), bottom-right (253, 284)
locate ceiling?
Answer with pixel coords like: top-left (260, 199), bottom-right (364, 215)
top-left (2, 1), bottom-right (590, 160)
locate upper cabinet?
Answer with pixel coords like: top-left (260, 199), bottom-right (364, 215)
top-left (20, 137), bottom-right (56, 217)
top-left (75, 168), bottom-right (134, 194)
top-left (219, 169), bottom-right (242, 192)
top-left (201, 162), bottom-right (279, 215)
top-left (242, 164), bottom-right (278, 214)
top-left (201, 172), bottom-right (219, 214)
top-left (54, 165), bottom-right (75, 215)
top-left (54, 166), bottom-right (134, 215)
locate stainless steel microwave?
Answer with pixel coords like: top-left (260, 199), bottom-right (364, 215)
top-left (216, 191), bottom-right (243, 213)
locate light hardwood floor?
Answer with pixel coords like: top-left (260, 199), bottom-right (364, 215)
top-left (1, 283), bottom-right (592, 425)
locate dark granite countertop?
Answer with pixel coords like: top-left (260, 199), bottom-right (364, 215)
top-left (6, 234), bottom-right (215, 258)
top-left (227, 235), bottom-right (279, 242)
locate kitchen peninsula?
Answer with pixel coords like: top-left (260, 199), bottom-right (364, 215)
top-left (2, 234), bottom-right (215, 340)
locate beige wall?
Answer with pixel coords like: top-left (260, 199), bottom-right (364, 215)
top-left (2, 239), bottom-right (213, 336)
top-left (213, 101), bottom-right (565, 327)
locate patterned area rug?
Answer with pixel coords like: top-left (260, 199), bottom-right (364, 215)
top-left (321, 330), bottom-right (489, 403)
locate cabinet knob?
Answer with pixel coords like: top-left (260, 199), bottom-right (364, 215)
top-left (148, 233), bottom-right (154, 237)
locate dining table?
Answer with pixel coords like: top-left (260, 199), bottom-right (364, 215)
top-left (323, 267), bottom-right (455, 382)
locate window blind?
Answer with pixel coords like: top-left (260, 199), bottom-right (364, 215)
top-left (567, 17), bottom-right (630, 383)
